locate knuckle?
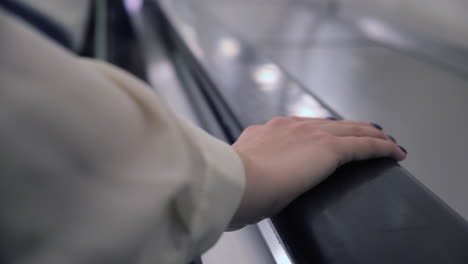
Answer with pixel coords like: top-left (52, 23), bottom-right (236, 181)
top-left (365, 138), bottom-right (391, 152)
top-left (326, 137), bottom-right (346, 160)
top-left (380, 141), bottom-right (396, 155)
top-left (351, 126), bottom-right (366, 135)
top-left (313, 131), bottom-right (337, 145)
top-left (366, 127), bottom-right (385, 138)
top-left (354, 121), bottom-right (370, 126)
top-left (376, 130), bottom-right (386, 138)
top-left (288, 116), bottom-right (302, 121)
top-left (268, 116), bottom-right (289, 126)
top-left (291, 121), bottom-right (312, 132)
top-left (370, 127), bottom-right (385, 136)
top-left (388, 141), bottom-right (399, 152)
top-left (361, 137), bottom-right (378, 147)
top-left (244, 125), bottom-right (261, 132)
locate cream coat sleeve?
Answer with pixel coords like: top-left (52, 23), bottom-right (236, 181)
top-left (0, 11), bottom-right (245, 264)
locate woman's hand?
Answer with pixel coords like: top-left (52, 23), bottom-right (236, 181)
top-left (231, 117), bottom-right (406, 226)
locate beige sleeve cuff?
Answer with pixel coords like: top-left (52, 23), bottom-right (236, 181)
top-left (85, 59), bottom-right (246, 259)
top-left (175, 118), bottom-right (246, 255)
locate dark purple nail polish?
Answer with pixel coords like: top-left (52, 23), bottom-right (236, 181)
top-left (388, 135), bottom-right (397, 143)
top-left (370, 122), bottom-right (383, 130)
top-left (399, 146), bottom-right (407, 154)
top-left (326, 117), bottom-right (338, 120)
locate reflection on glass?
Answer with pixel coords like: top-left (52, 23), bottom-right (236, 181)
top-left (288, 95), bottom-right (330, 117)
top-left (358, 17), bottom-right (407, 46)
top-left (180, 24), bottom-right (205, 58)
top-left (252, 63), bottom-right (282, 91)
top-left (218, 37), bottom-right (241, 58)
top-left (148, 61), bottom-right (172, 80)
top-left (274, 249), bottom-right (292, 264)
top-left (124, 0), bottom-right (143, 13)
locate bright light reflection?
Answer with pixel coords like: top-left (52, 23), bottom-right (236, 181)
top-left (124, 0), bottom-right (143, 13)
top-left (358, 17), bottom-right (406, 46)
top-left (359, 18), bottom-right (388, 39)
top-left (180, 24), bottom-right (205, 58)
top-left (289, 95), bottom-right (330, 117)
top-left (218, 37), bottom-right (241, 58)
top-left (148, 61), bottom-right (172, 80)
top-left (252, 63), bottom-right (282, 91)
top-left (274, 249), bottom-right (293, 264)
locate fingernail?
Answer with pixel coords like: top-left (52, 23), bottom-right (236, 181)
top-left (370, 122), bottom-right (383, 130)
top-left (326, 117), bottom-right (338, 120)
top-left (388, 135), bottom-right (397, 143)
top-left (399, 146), bottom-right (407, 154)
